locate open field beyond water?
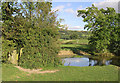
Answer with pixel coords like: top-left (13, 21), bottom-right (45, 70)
top-left (60, 39), bottom-right (90, 56)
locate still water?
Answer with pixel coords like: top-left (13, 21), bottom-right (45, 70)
top-left (62, 57), bottom-right (112, 67)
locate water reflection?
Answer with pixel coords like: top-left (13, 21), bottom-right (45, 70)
top-left (89, 57), bottom-right (112, 66)
top-left (62, 57), bottom-right (112, 67)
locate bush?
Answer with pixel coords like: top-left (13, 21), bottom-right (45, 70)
top-left (2, 2), bottom-right (62, 69)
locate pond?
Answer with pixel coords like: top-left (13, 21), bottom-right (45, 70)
top-left (62, 56), bottom-right (120, 67)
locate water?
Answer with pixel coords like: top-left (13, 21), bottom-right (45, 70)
top-left (62, 57), bottom-right (113, 67)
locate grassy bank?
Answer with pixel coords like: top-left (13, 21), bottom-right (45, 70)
top-left (60, 39), bottom-right (89, 52)
top-left (59, 39), bottom-right (115, 57)
top-left (58, 39), bottom-right (91, 58)
top-left (2, 64), bottom-right (119, 81)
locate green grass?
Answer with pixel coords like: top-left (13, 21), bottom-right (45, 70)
top-left (60, 38), bottom-right (89, 45)
top-left (61, 44), bottom-right (81, 48)
top-left (71, 55), bottom-right (84, 58)
top-left (60, 39), bottom-right (90, 53)
top-left (2, 63), bottom-right (119, 81)
top-left (61, 44), bottom-right (89, 53)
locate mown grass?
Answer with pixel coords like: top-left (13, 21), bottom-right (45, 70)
top-left (2, 63), bottom-right (119, 81)
top-left (61, 44), bottom-right (90, 53)
top-left (60, 39), bottom-right (89, 52)
top-left (59, 39), bottom-right (91, 58)
top-left (60, 38), bottom-right (89, 45)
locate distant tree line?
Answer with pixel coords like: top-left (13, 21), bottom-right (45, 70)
top-left (78, 4), bottom-right (120, 56)
top-left (2, 1), bottom-right (62, 69)
top-left (59, 29), bottom-right (90, 40)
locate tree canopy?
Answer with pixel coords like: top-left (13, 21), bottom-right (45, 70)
top-left (77, 4), bottom-right (120, 56)
top-left (2, 1), bottom-right (62, 69)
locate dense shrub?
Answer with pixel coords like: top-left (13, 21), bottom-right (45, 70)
top-left (2, 2), bottom-right (62, 68)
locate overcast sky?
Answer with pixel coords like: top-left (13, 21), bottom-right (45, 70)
top-left (51, 0), bottom-right (119, 31)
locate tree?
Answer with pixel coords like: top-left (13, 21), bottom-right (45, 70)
top-left (77, 4), bottom-right (120, 56)
top-left (70, 33), bottom-right (79, 39)
top-left (108, 13), bottom-right (120, 56)
top-left (2, 1), bottom-right (62, 68)
top-left (2, 2), bottom-right (21, 62)
top-left (18, 2), bottom-right (62, 69)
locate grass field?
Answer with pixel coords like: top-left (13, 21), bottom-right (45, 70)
top-left (60, 39), bottom-right (89, 52)
top-left (61, 43), bottom-right (90, 54)
top-left (59, 39), bottom-right (91, 58)
top-left (2, 64), bottom-right (119, 81)
top-left (60, 38), bottom-right (89, 45)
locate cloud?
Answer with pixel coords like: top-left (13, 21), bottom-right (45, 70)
top-left (64, 8), bottom-right (74, 13)
top-left (77, 5), bottom-right (83, 10)
top-left (60, 24), bottom-right (85, 31)
top-left (66, 3), bottom-right (71, 7)
top-left (52, 5), bottom-right (65, 11)
top-left (93, 0), bottom-right (119, 12)
top-left (68, 26), bottom-right (84, 30)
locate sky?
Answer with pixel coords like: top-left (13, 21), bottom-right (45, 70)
top-left (51, 0), bottom-right (119, 31)
top-left (4, 0), bottom-right (119, 31)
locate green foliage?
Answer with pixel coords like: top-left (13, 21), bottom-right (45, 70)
top-left (59, 29), bottom-right (90, 40)
top-left (2, 2), bottom-right (62, 68)
top-left (2, 2), bottom-right (20, 62)
top-left (77, 4), bottom-right (120, 56)
top-left (17, 2), bottom-right (62, 69)
top-left (70, 33), bottom-right (79, 39)
top-left (108, 13), bottom-right (120, 56)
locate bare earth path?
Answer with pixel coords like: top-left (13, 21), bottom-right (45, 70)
top-left (15, 66), bottom-right (59, 74)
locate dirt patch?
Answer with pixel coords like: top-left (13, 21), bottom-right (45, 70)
top-left (16, 76), bottom-right (20, 78)
top-left (76, 50), bottom-right (90, 55)
top-left (15, 66), bottom-right (59, 74)
top-left (58, 50), bottom-right (76, 57)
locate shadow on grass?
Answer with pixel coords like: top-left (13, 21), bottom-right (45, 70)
top-left (61, 44), bottom-right (90, 55)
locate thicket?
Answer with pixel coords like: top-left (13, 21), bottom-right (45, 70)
top-left (2, 2), bottom-right (62, 69)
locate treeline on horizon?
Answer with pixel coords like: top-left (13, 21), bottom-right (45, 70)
top-left (59, 29), bottom-right (90, 40)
